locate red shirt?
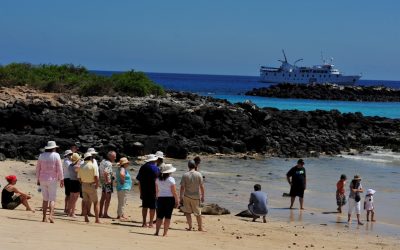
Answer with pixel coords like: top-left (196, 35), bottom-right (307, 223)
top-left (336, 180), bottom-right (346, 194)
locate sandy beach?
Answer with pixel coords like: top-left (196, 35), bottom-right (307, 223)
top-left (1, 159), bottom-right (399, 250)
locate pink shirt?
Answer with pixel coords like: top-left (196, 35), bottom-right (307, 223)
top-left (36, 152), bottom-right (64, 182)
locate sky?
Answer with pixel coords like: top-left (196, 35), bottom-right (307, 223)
top-left (1, 1), bottom-right (399, 80)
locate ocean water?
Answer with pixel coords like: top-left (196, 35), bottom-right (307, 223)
top-left (93, 71), bottom-right (400, 118)
top-left (167, 151), bottom-right (400, 237)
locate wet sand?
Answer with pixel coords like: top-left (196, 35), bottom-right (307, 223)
top-left (0, 159), bottom-right (399, 250)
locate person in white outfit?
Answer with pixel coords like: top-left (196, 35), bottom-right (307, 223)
top-left (364, 189), bottom-right (376, 222)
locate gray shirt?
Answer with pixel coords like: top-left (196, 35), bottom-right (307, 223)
top-left (249, 191), bottom-right (268, 215)
top-left (180, 170), bottom-right (203, 199)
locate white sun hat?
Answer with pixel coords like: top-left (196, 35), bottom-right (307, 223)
top-left (63, 149), bottom-right (73, 157)
top-left (83, 152), bottom-right (93, 159)
top-left (155, 151), bottom-right (164, 159)
top-left (86, 148), bottom-right (98, 155)
top-left (144, 154), bottom-right (158, 162)
top-left (44, 141), bottom-right (59, 150)
top-left (161, 164), bottom-right (176, 174)
top-left (366, 189), bottom-right (376, 195)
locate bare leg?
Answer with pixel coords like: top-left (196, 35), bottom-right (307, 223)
top-left (290, 196), bottom-right (295, 209)
top-left (142, 208), bottom-right (148, 227)
top-left (68, 193), bottom-right (79, 217)
top-left (99, 192), bottom-right (106, 218)
top-left (262, 216), bottom-right (267, 223)
top-left (20, 196), bottom-right (34, 212)
top-left (94, 201), bottom-right (100, 223)
top-left (366, 210), bottom-right (370, 221)
top-left (42, 201), bottom-right (48, 222)
top-left (299, 197), bottom-right (304, 210)
top-left (64, 195), bottom-right (70, 213)
top-left (87, 202), bottom-right (93, 216)
top-left (149, 209), bottom-right (156, 228)
top-left (163, 219), bottom-right (171, 236)
top-left (371, 210), bottom-right (376, 222)
top-left (185, 213), bottom-right (192, 230)
top-left (103, 193), bottom-right (112, 218)
top-left (356, 214), bottom-right (363, 225)
top-left (196, 215), bottom-right (205, 231)
top-left (252, 215), bottom-right (259, 222)
top-left (49, 201), bottom-right (55, 223)
top-left (83, 201), bottom-right (90, 222)
top-left (155, 218), bottom-right (162, 236)
top-left (347, 213), bottom-right (351, 223)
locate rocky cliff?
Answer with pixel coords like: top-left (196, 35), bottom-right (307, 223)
top-left (0, 86), bottom-right (399, 160)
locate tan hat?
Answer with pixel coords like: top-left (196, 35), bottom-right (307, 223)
top-left (117, 157), bottom-right (130, 166)
top-left (86, 148), bottom-right (98, 155)
top-left (144, 154), bottom-right (158, 162)
top-left (161, 163), bottom-right (176, 174)
top-left (71, 153), bottom-right (81, 164)
top-left (44, 141), bottom-right (59, 150)
top-left (353, 175), bottom-right (362, 180)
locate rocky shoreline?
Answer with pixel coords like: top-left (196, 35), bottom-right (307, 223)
top-left (245, 83), bottom-right (400, 102)
top-left (0, 86), bottom-right (399, 160)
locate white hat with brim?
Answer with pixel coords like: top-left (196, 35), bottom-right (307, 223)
top-left (367, 189), bottom-right (376, 195)
top-left (64, 149), bottom-right (73, 157)
top-left (86, 148), bottom-right (98, 155)
top-left (162, 164), bottom-right (176, 174)
top-left (44, 141), bottom-right (59, 150)
top-left (83, 152), bottom-right (93, 160)
top-left (144, 154), bottom-right (158, 162)
top-left (155, 151), bottom-right (164, 159)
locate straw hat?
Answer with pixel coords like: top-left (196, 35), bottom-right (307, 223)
top-left (144, 154), bottom-right (158, 162)
top-left (155, 151), bottom-right (164, 159)
top-left (117, 157), bottom-right (130, 166)
top-left (161, 164), bottom-right (176, 174)
top-left (367, 189), bottom-right (376, 195)
top-left (86, 148), bottom-right (98, 155)
top-left (71, 153), bottom-right (81, 164)
top-left (83, 152), bottom-right (93, 160)
top-left (44, 141), bottom-right (59, 150)
top-left (64, 149), bottom-right (73, 157)
top-left (353, 175), bottom-right (362, 180)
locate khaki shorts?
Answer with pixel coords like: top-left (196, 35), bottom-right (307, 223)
top-left (181, 196), bottom-right (201, 216)
top-left (82, 183), bottom-right (98, 203)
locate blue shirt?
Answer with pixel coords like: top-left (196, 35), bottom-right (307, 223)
top-left (249, 191), bottom-right (268, 215)
top-left (116, 167), bottom-right (132, 191)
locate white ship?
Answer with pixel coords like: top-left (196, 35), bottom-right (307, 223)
top-left (260, 50), bottom-right (361, 85)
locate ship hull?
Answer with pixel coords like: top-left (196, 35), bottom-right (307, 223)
top-left (260, 71), bottom-right (360, 85)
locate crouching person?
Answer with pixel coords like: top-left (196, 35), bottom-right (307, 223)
top-left (248, 184), bottom-right (268, 223)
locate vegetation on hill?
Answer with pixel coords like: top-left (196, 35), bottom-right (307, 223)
top-left (0, 63), bottom-right (164, 96)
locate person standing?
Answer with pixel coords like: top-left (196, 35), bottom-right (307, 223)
top-left (155, 151), bottom-right (164, 170)
top-left (67, 153), bottom-right (82, 218)
top-left (99, 151), bottom-right (116, 218)
top-left (364, 188), bottom-right (376, 222)
top-left (336, 174), bottom-right (347, 213)
top-left (83, 147), bottom-right (99, 216)
top-left (78, 152), bottom-right (100, 223)
top-left (155, 164), bottom-right (179, 236)
top-left (193, 156), bottom-right (201, 171)
top-left (347, 175), bottom-right (364, 225)
top-left (63, 150), bottom-right (73, 214)
top-left (136, 154), bottom-right (160, 227)
top-left (116, 157), bottom-right (132, 221)
top-left (286, 159), bottom-right (306, 210)
top-left (180, 160), bottom-right (205, 231)
top-left (248, 184), bottom-right (268, 223)
top-left (36, 141), bottom-right (64, 223)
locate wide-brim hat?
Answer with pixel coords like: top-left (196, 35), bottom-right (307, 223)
top-left (161, 163), bottom-right (176, 174)
top-left (117, 157), bottom-right (130, 166)
top-left (155, 151), bottom-right (164, 159)
top-left (144, 154), bottom-right (158, 162)
top-left (71, 153), bottom-right (81, 164)
top-left (367, 189), bottom-right (376, 195)
top-left (44, 141), bottom-right (59, 150)
top-left (353, 175), bottom-right (362, 180)
top-left (64, 149), bottom-right (73, 157)
top-left (83, 152), bottom-right (93, 160)
top-left (86, 148), bottom-right (98, 155)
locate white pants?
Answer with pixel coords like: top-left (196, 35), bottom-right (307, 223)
top-left (117, 190), bottom-right (128, 217)
top-left (40, 180), bottom-right (58, 202)
top-left (348, 198), bottom-right (361, 215)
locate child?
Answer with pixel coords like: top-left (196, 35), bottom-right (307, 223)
top-left (336, 174), bottom-right (347, 213)
top-left (364, 189), bottom-right (376, 222)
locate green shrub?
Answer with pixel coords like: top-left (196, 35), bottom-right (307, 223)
top-left (0, 63), bottom-right (164, 97)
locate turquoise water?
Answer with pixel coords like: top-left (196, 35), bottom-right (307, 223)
top-left (211, 94), bottom-right (400, 118)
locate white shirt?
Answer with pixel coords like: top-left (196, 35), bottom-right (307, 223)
top-left (365, 195), bottom-right (374, 210)
top-left (156, 176), bottom-right (176, 197)
top-left (63, 158), bottom-right (72, 179)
